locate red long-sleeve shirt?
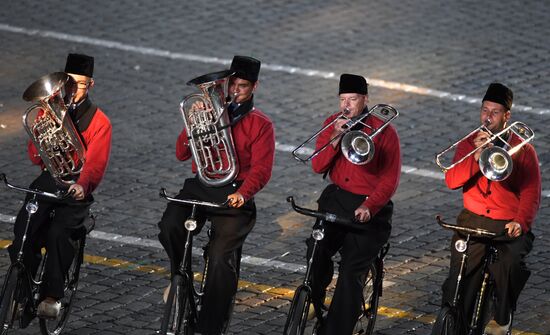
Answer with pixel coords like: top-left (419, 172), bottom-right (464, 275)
top-left (311, 112), bottom-right (401, 216)
top-left (176, 108), bottom-right (275, 200)
top-left (445, 132), bottom-right (541, 232)
top-left (28, 108), bottom-right (112, 196)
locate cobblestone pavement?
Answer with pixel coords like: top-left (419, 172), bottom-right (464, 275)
top-left (1, 1), bottom-right (549, 334)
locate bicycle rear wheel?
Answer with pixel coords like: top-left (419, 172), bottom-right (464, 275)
top-left (352, 263), bottom-right (378, 335)
top-left (0, 268), bottom-right (21, 335)
top-left (160, 274), bottom-right (194, 335)
top-left (39, 238), bottom-right (85, 335)
top-left (283, 287), bottom-right (311, 335)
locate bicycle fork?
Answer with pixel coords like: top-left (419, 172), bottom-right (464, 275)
top-left (469, 245), bottom-right (497, 334)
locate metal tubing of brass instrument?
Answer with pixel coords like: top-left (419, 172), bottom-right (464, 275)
top-left (291, 109), bottom-right (352, 163)
top-left (292, 104), bottom-right (398, 165)
top-left (435, 121), bottom-right (534, 174)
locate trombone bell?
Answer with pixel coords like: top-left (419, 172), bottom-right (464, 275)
top-left (341, 131), bottom-right (375, 165)
top-left (479, 146), bottom-right (513, 181)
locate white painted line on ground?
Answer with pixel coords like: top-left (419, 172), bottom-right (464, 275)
top-left (0, 223), bottom-right (396, 286)
top-left (89, 230), bottom-right (307, 273)
top-left (0, 214), bottom-right (15, 224)
top-left (1, 23), bottom-right (549, 115)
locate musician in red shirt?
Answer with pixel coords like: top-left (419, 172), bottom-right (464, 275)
top-left (439, 83), bottom-right (541, 335)
top-left (157, 56), bottom-right (275, 335)
top-left (309, 74), bottom-right (401, 335)
top-left (9, 53), bottom-right (112, 321)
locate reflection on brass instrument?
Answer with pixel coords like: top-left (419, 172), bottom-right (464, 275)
top-left (435, 121), bottom-right (535, 181)
top-left (292, 104), bottom-right (399, 165)
top-left (22, 72), bottom-right (86, 186)
top-left (180, 70), bottom-right (239, 187)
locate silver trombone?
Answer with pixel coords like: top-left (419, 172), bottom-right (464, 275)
top-left (435, 121), bottom-right (534, 181)
top-left (292, 104), bottom-right (398, 165)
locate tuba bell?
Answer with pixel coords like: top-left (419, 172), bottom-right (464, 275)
top-left (22, 72), bottom-right (87, 186)
top-left (179, 70), bottom-right (239, 187)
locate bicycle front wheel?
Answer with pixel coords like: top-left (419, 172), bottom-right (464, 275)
top-left (160, 274), bottom-right (194, 335)
top-left (0, 267), bottom-right (20, 335)
top-left (352, 263), bottom-right (378, 335)
top-left (283, 287), bottom-right (311, 335)
top-left (39, 238), bottom-right (85, 335)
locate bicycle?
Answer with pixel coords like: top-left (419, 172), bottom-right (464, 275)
top-left (283, 196), bottom-right (389, 335)
top-left (431, 215), bottom-right (511, 335)
top-left (0, 173), bottom-right (93, 335)
top-left (158, 188), bottom-right (238, 335)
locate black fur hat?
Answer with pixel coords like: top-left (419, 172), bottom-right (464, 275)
top-left (65, 53), bottom-right (94, 77)
top-left (482, 83), bottom-right (513, 110)
top-left (339, 73), bottom-right (368, 95)
top-left (230, 56), bottom-right (261, 82)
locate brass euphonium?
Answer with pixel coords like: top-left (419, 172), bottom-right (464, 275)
top-left (22, 72), bottom-right (87, 186)
top-left (180, 70), bottom-right (239, 187)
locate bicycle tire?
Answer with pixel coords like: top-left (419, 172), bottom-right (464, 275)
top-left (160, 275), bottom-right (194, 335)
top-left (283, 287), bottom-right (311, 335)
top-left (0, 268), bottom-right (20, 335)
top-left (431, 305), bottom-right (465, 335)
top-left (39, 237), bottom-right (86, 335)
top-left (352, 263), bottom-right (378, 335)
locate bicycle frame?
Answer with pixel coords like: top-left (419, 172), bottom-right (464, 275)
top-left (159, 188), bottom-right (228, 334)
top-left (435, 215), bottom-right (507, 335)
top-left (0, 173), bottom-right (75, 333)
top-left (284, 196), bottom-right (388, 335)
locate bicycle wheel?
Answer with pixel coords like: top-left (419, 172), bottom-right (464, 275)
top-left (283, 287), bottom-right (311, 335)
top-left (39, 238), bottom-right (85, 335)
top-left (352, 263), bottom-right (378, 335)
top-left (0, 268), bottom-right (21, 335)
top-left (431, 305), bottom-right (465, 335)
top-left (160, 275), bottom-right (194, 335)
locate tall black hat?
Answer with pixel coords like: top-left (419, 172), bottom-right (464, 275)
top-left (339, 73), bottom-right (368, 95)
top-left (230, 56), bottom-right (261, 82)
top-left (65, 53), bottom-right (94, 78)
top-left (482, 83), bottom-right (513, 110)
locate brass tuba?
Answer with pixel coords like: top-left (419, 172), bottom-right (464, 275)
top-left (179, 70), bottom-right (239, 187)
top-left (22, 72), bottom-right (87, 186)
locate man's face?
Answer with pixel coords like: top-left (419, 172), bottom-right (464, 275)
top-left (339, 93), bottom-right (368, 117)
top-left (480, 100), bottom-right (510, 132)
top-left (228, 77), bottom-right (257, 104)
top-left (68, 73), bottom-right (93, 104)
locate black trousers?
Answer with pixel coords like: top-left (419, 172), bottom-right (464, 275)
top-left (8, 171), bottom-right (92, 299)
top-left (307, 184), bottom-right (392, 335)
top-left (157, 177), bottom-right (255, 335)
top-left (442, 209), bottom-right (534, 326)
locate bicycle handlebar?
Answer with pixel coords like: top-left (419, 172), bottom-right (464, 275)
top-left (159, 188), bottom-right (229, 208)
top-left (0, 173), bottom-right (75, 200)
top-left (436, 215), bottom-right (506, 238)
top-left (287, 196), bottom-right (369, 230)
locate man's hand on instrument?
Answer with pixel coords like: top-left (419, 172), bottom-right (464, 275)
top-left (505, 221), bottom-right (522, 238)
top-left (227, 192), bottom-right (245, 208)
top-left (473, 130), bottom-right (492, 161)
top-left (354, 206), bottom-right (371, 223)
top-left (68, 184), bottom-right (85, 200)
top-left (191, 101), bottom-right (212, 113)
top-left (330, 119), bottom-right (349, 147)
